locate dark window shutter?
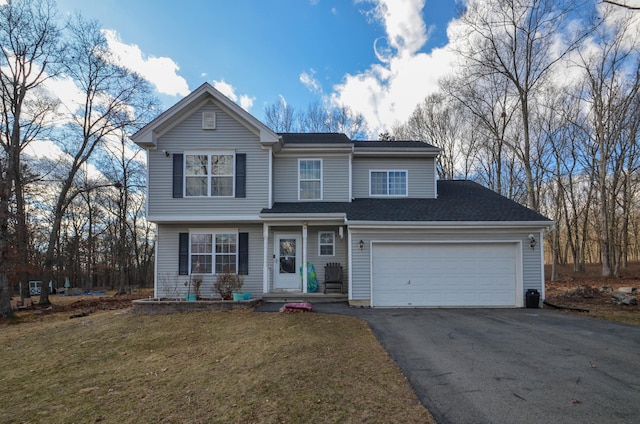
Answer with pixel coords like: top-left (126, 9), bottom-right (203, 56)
top-left (238, 232), bottom-right (249, 275)
top-left (173, 153), bottom-right (183, 198)
top-left (178, 232), bottom-right (189, 275)
top-left (235, 153), bottom-right (246, 198)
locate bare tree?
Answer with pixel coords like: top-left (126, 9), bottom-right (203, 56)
top-left (452, 0), bottom-right (589, 210)
top-left (39, 16), bottom-right (158, 304)
top-left (264, 96), bottom-right (297, 132)
top-left (0, 0), bottom-right (60, 317)
top-left (573, 6), bottom-right (640, 276)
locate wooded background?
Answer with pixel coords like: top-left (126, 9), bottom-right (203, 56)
top-left (1, 0), bottom-right (639, 317)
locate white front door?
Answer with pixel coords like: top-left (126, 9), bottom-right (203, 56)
top-left (274, 233), bottom-right (301, 291)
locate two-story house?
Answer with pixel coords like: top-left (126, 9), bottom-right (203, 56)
top-left (132, 83), bottom-right (552, 307)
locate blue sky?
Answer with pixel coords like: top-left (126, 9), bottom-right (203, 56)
top-left (54, 0), bottom-right (462, 136)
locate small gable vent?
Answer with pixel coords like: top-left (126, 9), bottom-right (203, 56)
top-left (202, 111), bottom-right (216, 129)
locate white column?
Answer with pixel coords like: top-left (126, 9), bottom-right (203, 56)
top-left (263, 223), bottom-right (269, 293)
top-left (302, 222), bottom-right (308, 293)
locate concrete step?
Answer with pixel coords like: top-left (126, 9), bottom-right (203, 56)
top-left (262, 292), bottom-right (348, 303)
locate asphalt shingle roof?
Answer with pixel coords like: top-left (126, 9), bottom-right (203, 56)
top-left (261, 180), bottom-right (551, 222)
top-left (278, 133), bottom-right (438, 150)
top-left (279, 133), bottom-right (352, 144)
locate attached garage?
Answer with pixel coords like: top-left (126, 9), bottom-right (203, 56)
top-left (371, 242), bottom-right (522, 307)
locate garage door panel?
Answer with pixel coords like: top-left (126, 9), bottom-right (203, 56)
top-left (372, 243), bottom-right (518, 307)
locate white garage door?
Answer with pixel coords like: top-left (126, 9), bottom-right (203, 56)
top-left (372, 242), bottom-right (519, 307)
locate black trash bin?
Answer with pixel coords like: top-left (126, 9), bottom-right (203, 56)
top-left (525, 289), bottom-right (540, 308)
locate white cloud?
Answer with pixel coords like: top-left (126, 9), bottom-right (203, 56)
top-left (331, 0), bottom-right (455, 136)
top-left (300, 69), bottom-right (322, 93)
top-left (213, 79), bottom-right (256, 112)
top-left (102, 29), bottom-right (190, 97)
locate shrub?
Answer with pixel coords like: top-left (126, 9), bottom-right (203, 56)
top-left (214, 273), bottom-right (244, 300)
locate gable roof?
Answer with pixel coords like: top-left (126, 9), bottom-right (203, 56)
top-left (131, 82), bottom-right (280, 148)
top-left (261, 180), bottom-right (551, 224)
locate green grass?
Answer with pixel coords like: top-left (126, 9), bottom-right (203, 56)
top-left (1, 310), bottom-right (433, 423)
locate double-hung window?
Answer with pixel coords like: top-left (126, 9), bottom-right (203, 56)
top-left (190, 232), bottom-right (237, 274)
top-left (370, 170), bottom-right (407, 196)
top-left (185, 153), bottom-right (234, 197)
top-left (299, 159), bottom-right (322, 200)
top-left (319, 231), bottom-right (335, 256)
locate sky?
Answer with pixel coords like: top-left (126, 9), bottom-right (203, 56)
top-left (54, 0), bottom-right (463, 138)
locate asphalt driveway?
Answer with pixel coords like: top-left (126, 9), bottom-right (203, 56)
top-left (258, 303), bottom-right (640, 423)
top-left (355, 307), bottom-right (640, 424)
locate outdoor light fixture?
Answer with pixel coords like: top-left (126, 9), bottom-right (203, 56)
top-left (359, 240), bottom-right (364, 250)
top-left (163, 150), bottom-right (170, 157)
top-left (528, 234), bottom-right (536, 250)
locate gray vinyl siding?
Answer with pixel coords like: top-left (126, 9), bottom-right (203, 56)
top-left (266, 225), bottom-right (349, 292)
top-left (273, 155), bottom-right (350, 202)
top-left (352, 156), bottom-right (436, 198)
top-left (349, 229), bottom-right (543, 303)
top-left (148, 102), bottom-right (269, 218)
top-left (155, 223), bottom-right (263, 298)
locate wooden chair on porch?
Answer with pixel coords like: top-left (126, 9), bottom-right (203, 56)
top-left (323, 263), bottom-right (343, 294)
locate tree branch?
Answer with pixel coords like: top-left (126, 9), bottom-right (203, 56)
top-left (602, 0), bottom-right (640, 10)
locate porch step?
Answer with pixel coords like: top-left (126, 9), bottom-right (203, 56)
top-left (262, 293), bottom-right (348, 303)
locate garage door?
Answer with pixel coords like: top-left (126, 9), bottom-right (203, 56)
top-left (372, 242), bottom-right (518, 307)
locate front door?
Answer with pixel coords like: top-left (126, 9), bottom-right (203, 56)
top-left (274, 233), bottom-right (301, 291)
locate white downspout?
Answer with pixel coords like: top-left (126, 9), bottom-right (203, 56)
top-left (263, 223), bottom-right (269, 293)
top-left (302, 222), bottom-right (308, 293)
top-left (347, 221), bottom-right (352, 301)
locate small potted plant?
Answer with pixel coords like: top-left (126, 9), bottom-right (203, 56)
top-left (214, 272), bottom-right (244, 300)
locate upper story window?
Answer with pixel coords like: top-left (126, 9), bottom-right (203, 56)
top-left (370, 170), bottom-right (408, 196)
top-left (185, 153), bottom-right (234, 197)
top-left (299, 159), bottom-right (322, 200)
top-left (319, 231), bottom-right (335, 256)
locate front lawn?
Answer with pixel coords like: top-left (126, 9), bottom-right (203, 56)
top-left (1, 309), bottom-right (433, 423)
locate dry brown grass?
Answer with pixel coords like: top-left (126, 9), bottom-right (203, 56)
top-left (1, 309), bottom-right (433, 423)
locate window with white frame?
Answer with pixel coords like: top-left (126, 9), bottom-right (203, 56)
top-left (190, 232), bottom-right (237, 274)
top-left (318, 231), bottom-right (335, 256)
top-left (370, 170), bottom-right (407, 196)
top-left (185, 153), bottom-right (234, 197)
top-left (299, 159), bottom-right (322, 200)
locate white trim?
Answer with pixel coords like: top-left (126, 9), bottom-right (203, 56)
top-left (148, 215), bottom-right (261, 223)
top-left (348, 221), bottom-right (553, 229)
top-left (273, 232), bottom-right (302, 291)
top-left (298, 158), bottom-right (323, 201)
top-left (259, 213), bottom-right (346, 223)
top-left (153, 228), bottom-right (159, 298)
top-left (318, 231), bottom-right (335, 256)
top-left (369, 169), bottom-right (408, 197)
top-left (131, 83), bottom-right (279, 147)
top-left (369, 240), bottom-right (524, 308)
top-left (538, 229), bottom-right (545, 301)
top-left (263, 223), bottom-right (269, 293)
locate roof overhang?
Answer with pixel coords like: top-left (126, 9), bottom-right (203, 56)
top-left (275, 144), bottom-right (354, 155)
top-left (352, 148), bottom-right (439, 158)
top-left (346, 220), bottom-right (554, 230)
top-left (259, 213), bottom-right (347, 222)
top-left (148, 215), bottom-right (263, 224)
